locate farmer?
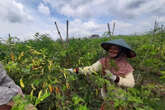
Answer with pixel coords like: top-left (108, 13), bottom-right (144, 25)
top-left (67, 39), bottom-right (136, 109)
top-left (0, 63), bottom-right (36, 110)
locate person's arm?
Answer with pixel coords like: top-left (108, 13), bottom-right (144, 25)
top-left (117, 72), bottom-right (135, 88)
top-left (0, 86), bottom-right (18, 105)
top-left (72, 61), bottom-right (102, 75)
top-left (105, 70), bottom-right (135, 88)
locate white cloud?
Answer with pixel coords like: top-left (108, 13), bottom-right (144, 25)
top-left (43, 0), bottom-right (50, 4)
top-left (69, 19), bottom-right (105, 37)
top-left (43, 0), bottom-right (165, 36)
top-left (0, 16), bottom-right (57, 41)
top-left (44, 0), bottom-right (165, 20)
top-left (44, 0), bottom-right (106, 18)
top-left (157, 17), bottom-right (165, 24)
top-left (109, 20), bottom-right (132, 35)
top-left (0, 0), bottom-right (51, 40)
top-left (0, 0), bottom-right (165, 41)
top-left (0, 0), bottom-right (33, 23)
top-left (38, 3), bottom-right (50, 15)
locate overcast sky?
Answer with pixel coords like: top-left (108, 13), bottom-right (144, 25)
top-left (0, 0), bottom-right (165, 40)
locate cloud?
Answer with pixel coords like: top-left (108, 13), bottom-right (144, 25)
top-left (43, 0), bottom-right (50, 4)
top-left (38, 3), bottom-right (50, 15)
top-left (158, 17), bottom-right (165, 24)
top-left (69, 19), bottom-right (105, 37)
top-left (44, 0), bottom-right (165, 20)
top-left (126, 0), bottom-right (147, 9)
top-left (0, 0), bottom-right (33, 23)
top-left (43, 0), bottom-right (108, 19)
top-left (0, 0), bottom-right (51, 40)
top-left (0, 0), bottom-right (165, 41)
top-left (118, 0), bottom-right (165, 19)
top-left (0, 16), bottom-right (57, 41)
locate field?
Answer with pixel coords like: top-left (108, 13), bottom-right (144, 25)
top-left (0, 32), bottom-right (165, 110)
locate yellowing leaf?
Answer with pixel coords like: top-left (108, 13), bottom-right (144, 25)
top-left (48, 84), bottom-right (53, 93)
top-left (66, 82), bottom-right (70, 89)
top-left (32, 49), bottom-right (41, 55)
top-left (48, 60), bottom-right (53, 71)
top-left (45, 88), bottom-right (48, 93)
top-left (42, 82), bottom-right (47, 88)
top-left (55, 87), bottom-right (60, 94)
top-left (31, 84), bottom-right (36, 90)
top-left (10, 52), bottom-right (15, 61)
top-left (38, 90), bottom-right (42, 99)
top-left (63, 71), bottom-right (67, 79)
top-left (30, 90), bottom-right (34, 101)
top-left (20, 78), bottom-right (25, 88)
top-left (18, 52), bottom-right (24, 60)
top-left (96, 89), bottom-right (98, 96)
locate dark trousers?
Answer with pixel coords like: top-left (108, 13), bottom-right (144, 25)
top-left (0, 105), bottom-right (11, 110)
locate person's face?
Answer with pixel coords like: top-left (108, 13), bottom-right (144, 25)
top-left (108, 45), bottom-right (120, 58)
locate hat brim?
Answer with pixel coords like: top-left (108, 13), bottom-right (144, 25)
top-left (101, 43), bottom-right (136, 58)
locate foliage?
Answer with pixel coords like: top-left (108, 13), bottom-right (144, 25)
top-left (0, 32), bottom-right (165, 110)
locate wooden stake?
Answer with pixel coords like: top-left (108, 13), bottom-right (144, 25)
top-left (161, 24), bottom-right (164, 32)
top-left (54, 21), bottom-right (63, 42)
top-left (66, 20), bottom-right (69, 43)
top-left (107, 23), bottom-right (111, 37)
top-left (112, 22), bottom-right (116, 35)
top-left (9, 33), bottom-right (11, 37)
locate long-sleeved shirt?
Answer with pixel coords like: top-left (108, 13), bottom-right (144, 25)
top-left (77, 60), bottom-right (135, 98)
top-left (0, 63), bottom-right (21, 105)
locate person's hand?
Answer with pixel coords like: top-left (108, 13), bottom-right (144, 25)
top-left (66, 68), bottom-right (74, 73)
top-left (7, 100), bottom-right (14, 107)
top-left (66, 68), bottom-right (79, 74)
top-left (104, 70), bottom-right (117, 81)
top-left (15, 85), bottom-right (24, 97)
top-left (25, 104), bottom-right (37, 110)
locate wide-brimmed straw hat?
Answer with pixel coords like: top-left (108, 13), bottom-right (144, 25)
top-left (101, 39), bottom-right (136, 58)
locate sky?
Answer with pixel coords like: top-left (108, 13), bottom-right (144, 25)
top-left (0, 0), bottom-right (165, 41)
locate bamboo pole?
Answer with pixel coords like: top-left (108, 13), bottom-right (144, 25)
top-left (107, 23), bottom-right (111, 37)
top-left (112, 22), bottom-right (116, 35)
top-left (9, 33), bottom-right (11, 38)
top-left (66, 20), bottom-right (69, 43)
top-left (54, 21), bottom-right (63, 42)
